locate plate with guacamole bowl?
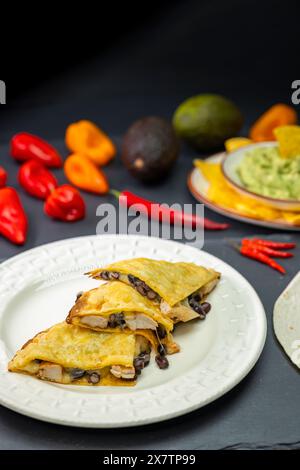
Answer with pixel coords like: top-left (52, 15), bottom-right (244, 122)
top-left (221, 142), bottom-right (300, 212)
top-left (188, 150), bottom-right (300, 231)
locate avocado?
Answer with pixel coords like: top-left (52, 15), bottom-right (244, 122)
top-left (121, 117), bottom-right (179, 183)
top-left (173, 94), bottom-right (243, 152)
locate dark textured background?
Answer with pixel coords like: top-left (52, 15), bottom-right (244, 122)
top-left (0, 0), bottom-right (299, 449)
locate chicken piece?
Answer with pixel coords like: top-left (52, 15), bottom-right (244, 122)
top-left (38, 362), bottom-right (63, 382)
top-left (110, 365), bottom-right (135, 380)
top-left (126, 314), bottom-right (158, 331)
top-left (80, 315), bottom-right (108, 329)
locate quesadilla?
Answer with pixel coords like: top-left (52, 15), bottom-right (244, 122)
top-left (67, 281), bottom-right (179, 354)
top-left (8, 322), bottom-right (156, 386)
top-left (88, 258), bottom-right (220, 323)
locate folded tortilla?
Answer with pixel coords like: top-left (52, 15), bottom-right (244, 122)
top-left (88, 258), bottom-right (220, 323)
top-left (8, 322), bottom-right (155, 386)
top-left (67, 282), bottom-right (179, 354)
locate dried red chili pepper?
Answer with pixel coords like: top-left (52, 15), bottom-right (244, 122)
top-left (0, 187), bottom-right (28, 245)
top-left (11, 132), bottom-right (63, 168)
top-left (240, 244), bottom-right (286, 274)
top-left (18, 160), bottom-right (58, 200)
top-left (243, 238), bottom-right (296, 249)
top-left (111, 189), bottom-right (229, 230)
top-left (0, 166), bottom-right (7, 188)
top-left (242, 240), bottom-right (293, 258)
top-left (44, 185), bottom-right (85, 222)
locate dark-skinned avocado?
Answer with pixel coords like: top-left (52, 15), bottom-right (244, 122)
top-left (121, 116), bottom-right (179, 183)
top-left (173, 94), bottom-right (243, 152)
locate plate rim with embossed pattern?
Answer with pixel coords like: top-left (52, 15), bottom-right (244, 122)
top-left (0, 234), bottom-right (267, 428)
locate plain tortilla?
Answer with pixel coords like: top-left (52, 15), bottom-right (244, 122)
top-left (273, 271), bottom-right (300, 369)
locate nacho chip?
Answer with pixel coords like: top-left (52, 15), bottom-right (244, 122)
top-left (274, 125), bottom-right (300, 158)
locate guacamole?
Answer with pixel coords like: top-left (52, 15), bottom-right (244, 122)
top-left (237, 146), bottom-right (300, 200)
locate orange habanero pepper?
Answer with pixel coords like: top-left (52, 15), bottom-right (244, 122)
top-left (65, 120), bottom-right (116, 166)
top-left (64, 154), bottom-right (109, 195)
top-left (249, 104), bottom-right (297, 142)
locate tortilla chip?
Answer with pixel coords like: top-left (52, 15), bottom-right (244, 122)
top-left (274, 125), bottom-right (300, 158)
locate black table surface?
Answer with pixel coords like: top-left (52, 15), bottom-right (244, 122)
top-left (0, 138), bottom-right (299, 450)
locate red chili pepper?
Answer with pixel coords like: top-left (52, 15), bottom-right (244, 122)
top-left (240, 244), bottom-right (286, 274)
top-left (18, 160), bottom-right (58, 200)
top-left (44, 185), bottom-right (85, 222)
top-left (11, 132), bottom-right (63, 168)
top-left (0, 166), bottom-right (7, 187)
top-left (111, 189), bottom-right (229, 230)
top-left (0, 187), bottom-right (28, 245)
top-left (242, 240), bottom-right (293, 258)
top-left (243, 238), bottom-right (296, 249)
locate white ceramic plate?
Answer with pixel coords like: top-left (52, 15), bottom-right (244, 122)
top-left (0, 234), bottom-right (266, 428)
top-left (188, 153), bottom-right (300, 231)
top-left (222, 142), bottom-right (300, 211)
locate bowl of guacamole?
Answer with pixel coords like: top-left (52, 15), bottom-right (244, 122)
top-left (222, 142), bottom-right (300, 211)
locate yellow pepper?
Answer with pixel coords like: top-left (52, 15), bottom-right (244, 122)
top-left (194, 159), bottom-right (300, 225)
top-left (65, 120), bottom-right (116, 166)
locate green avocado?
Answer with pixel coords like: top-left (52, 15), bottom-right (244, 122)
top-left (121, 116), bottom-right (179, 183)
top-left (173, 94), bottom-right (243, 152)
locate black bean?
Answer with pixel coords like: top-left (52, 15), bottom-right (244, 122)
top-left (194, 306), bottom-right (206, 319)
top-left (193, 294), bottom-right (201, 302)
top-left (188, 298), bottom-right (198, 309)
top-left (108, 314), bottom-right (117, 328)
top-left (128, 274), bottom-right (137, 285)
top-left (100, 271), bottom-right (110, 280)
top-left (188, 298), bottom-right (206, 318)
top-left (134, 357), bottom-right (145, 373)
top-left (76, 291), bottom-right (83, 301)
top-left (70, 368), bottom-right (86, 380)
top-left (115, 313), bottom-right (126, 327)
top-left (147, 290), bottom-right (157, 300)
top-left (157, 325), bottom-right (166, 339)
top-left (201, 302), bottom-right (211, 314)
top-left (141, 282), bottom-right (150, 292)
top-left (109, 271), bottom-right (120, 280)
top-left (87, 372), bottom-right (100, 384)
top-left (137, 285), bottom-right (147, 296)
top-left (139, 352), bottom-right (150, 366)
top-left (157, 344), bottom-right (166, 356)
top-left (155, 355), bottom-right (169, 369)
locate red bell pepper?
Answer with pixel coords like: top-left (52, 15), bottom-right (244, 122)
top-left (18, 160), bottom-right (58, 200)
top-left (11, 132), bottom-right (63, 168)
top-left (44, 185), bottom-right (85, 222)
top-left (0, 166), bottom-right (7, 188)
top-left (0, 187), bottom-right (28, 245)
